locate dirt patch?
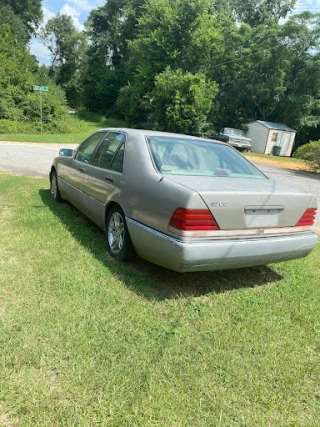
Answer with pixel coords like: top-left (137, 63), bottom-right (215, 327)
top-left (0, 405), bottom-right (18, 427)
top-left (246, 155), bottom-right (319, 173)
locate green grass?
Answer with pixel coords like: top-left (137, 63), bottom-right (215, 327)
top-left (0, 173), bottom-right (319, 426)
top-left (0, 117), bottom-right (127, 144)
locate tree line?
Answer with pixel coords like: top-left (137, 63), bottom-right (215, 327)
top-left (1, 0), bottom-right (320, 146)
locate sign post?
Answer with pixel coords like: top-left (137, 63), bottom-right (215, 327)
top-left (32, 86), bottom-right (49, 134)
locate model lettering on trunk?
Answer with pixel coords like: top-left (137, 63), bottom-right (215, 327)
top-left (211, 202), bottom-right (228, 207)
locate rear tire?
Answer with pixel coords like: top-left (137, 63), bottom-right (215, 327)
top-left (50, 170), bottom-right (62, 202)
top-left (106, 206), bottom-right (136, 261)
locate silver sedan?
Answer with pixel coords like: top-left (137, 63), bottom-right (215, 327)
top-left (50, 129), bottom-right (318, 272)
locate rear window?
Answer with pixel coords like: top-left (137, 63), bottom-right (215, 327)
top-left (147, 136), bottom-right (266, 179)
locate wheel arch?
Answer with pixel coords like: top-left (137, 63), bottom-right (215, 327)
top-left (104, 201), bottom-right (122, 229)
top-left (50, 165), bottom-right (56, 176)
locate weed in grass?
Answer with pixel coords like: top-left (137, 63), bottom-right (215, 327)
top-left (0, 174), bottom-right (319, 426)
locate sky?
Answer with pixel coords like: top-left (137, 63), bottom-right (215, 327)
top-left (30, 0), bottom-right (320, 66)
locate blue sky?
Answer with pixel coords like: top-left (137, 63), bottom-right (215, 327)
top-left (30, 0), bottom-right (104, 64)
top-left (30, 0), bottom-right (320, 65)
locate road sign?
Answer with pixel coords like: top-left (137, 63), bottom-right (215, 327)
top-left (32, 85), bottom-right (49, 134)
top-left (33, 85), bottom-right (49, 91)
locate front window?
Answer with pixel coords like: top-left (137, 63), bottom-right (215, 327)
top-left (147, 136), bottom-right (266, 179)
top-left (75, 132), bottom-right (107, 163)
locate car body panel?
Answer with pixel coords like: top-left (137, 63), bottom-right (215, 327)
top-left (51, 128), bottom-right (318, 272)
top-left (82, 165), bottom-right (120, 227)
top-left (164, 175), bottom-right (316, 229)
top-left (127, 218), bottom-right (317, 272)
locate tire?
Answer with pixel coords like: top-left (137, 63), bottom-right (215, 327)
top-left (106, 206), bottom-right (136, 262)
top-left (50, 169), bottom-right (63, 202)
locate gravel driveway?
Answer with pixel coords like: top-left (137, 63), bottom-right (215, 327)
top-left (0, 142), bottom-right (319, 229)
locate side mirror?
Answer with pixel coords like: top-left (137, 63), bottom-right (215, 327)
top-left (59, 148), bottom-right (74, 157)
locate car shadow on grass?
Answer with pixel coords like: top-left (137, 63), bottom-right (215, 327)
top-left (40, 189), bottom-right (283, 301)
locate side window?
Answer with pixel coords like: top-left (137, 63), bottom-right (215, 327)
top-left (92, 132), bottom-right (126, 170)
top-left (75, 132), bottom-right (107, 163)
top-left (110, 144), bottom-right (124, 172)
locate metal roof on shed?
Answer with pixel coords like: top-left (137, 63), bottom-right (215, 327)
top-left (257, 120), bottom-right (296, 132)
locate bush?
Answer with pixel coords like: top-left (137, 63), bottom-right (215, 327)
top-left (294, 140), bottom-right (320, 170)
top-left (0, 120), bottom-right (36, 133)
top-left (146, 67), bottom-right (219, 135)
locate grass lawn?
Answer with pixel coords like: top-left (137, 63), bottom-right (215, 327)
top-left (0, 117), bottom-right (127, 144)
top-left (0, 173), bottom-right (319, 426)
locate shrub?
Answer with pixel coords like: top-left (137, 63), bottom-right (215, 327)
top-left (294, 140), bottom-right (320, 170)
top-left (146, 67), bottom-right (219, 135)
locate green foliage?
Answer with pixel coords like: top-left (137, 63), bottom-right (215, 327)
top-left (0, 0), bottom-right (43, 34)
top-left (116, 82), bottom-right (145, 124)
top-left (148, 68), bottom-right (218, 134)
top-left (83, 0), bottom-right (146, 113)
top-left (0, 5), bottom-right (29, 45)
top-left (41, 13), bottom-right (87, 108)
top-left (294, 140), bottom-right (320, 170)
top-left (226, 0), bottom-right (296, 25)
top-left (0, 25), bottom-right (72, 133)
top-left (115, 0), bottom-right (223, 126)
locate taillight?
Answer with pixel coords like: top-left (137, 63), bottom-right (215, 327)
top-left (296, 208), bottom-right (317, 226)
top-left (169, 208), bottom-right (220, 231)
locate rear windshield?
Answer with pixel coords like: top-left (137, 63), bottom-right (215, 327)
top-left (147, 136), bottom-right (266, 179)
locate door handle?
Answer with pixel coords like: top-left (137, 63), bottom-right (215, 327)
top-left (105, 176), bottom-right (114, 183)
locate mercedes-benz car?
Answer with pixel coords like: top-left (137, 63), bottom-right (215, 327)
top-left (50, 129), bottom-right (317, 272)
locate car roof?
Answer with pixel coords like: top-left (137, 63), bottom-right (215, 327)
top-left (95, 128), bottom-right (227, 145)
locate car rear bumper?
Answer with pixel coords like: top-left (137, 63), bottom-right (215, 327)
top-left (127, 218), bottom-right (318, 272)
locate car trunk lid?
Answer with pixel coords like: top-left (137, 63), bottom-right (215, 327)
top-left (166, 176), bottom-right (315, 230)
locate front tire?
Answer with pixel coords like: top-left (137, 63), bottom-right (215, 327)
top-left (106, 206), bottom-right (136, 261)
top-left (50, 170), bottom-right (62, 202)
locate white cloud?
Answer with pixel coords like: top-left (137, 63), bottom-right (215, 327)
top-left (43, 6), bottom-right (55, 24)
top-left (60, 4), bottom-right (85, 31)
top-left (293, 0), bottom-right (320, 13)
top-left (67, 0), bottom-right (94, 13)
top-left (29, 38), bottom-right (51, 66)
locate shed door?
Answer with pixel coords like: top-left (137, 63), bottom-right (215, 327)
top-left (280, 132), bottom-right (291, 156)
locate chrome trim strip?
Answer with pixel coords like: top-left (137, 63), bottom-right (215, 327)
top-left (127, 217), bottom-right (315, 242)
top-left (167, 225), bottom-right (314, 239)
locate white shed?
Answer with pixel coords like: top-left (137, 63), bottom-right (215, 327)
top-left (246, 121), bottom-right (296, 157)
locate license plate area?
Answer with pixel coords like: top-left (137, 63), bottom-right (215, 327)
top-left (245, 207), bottom-right (284, 228)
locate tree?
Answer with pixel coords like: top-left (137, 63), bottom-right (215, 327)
top-left (274, 13), bottom-right (320, 129)
top-left (81, 0), bottom-right (320, 145)
top-left (83, 0), bottom-right (146, 112)
top-left (0, 5), bottom-right (29, 46)
top-left (0, 24), bottom-right (69, 132)
top-left (0, 0), bottom-right (43, 34)
top-left (219, 0), bottom-right (296, 26)
top-left (116, 0), bottom-right (223, 123)
top-left (147, 67), bottom-right (218, 134)
top-left (41, 13), bottom-right (87, 108)
top-left (208, 12), bottom-right (320, 134)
